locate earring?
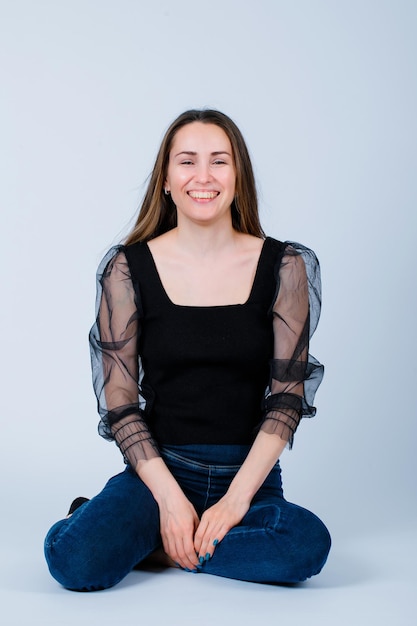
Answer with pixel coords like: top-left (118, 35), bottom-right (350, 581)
top-left (164, 188), bottom-right (171, 195)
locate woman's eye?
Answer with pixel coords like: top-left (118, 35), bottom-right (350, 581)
top-left (181, 160), bottom-right (193, 165)
top-left (213, 159), bottom-right (226, 165)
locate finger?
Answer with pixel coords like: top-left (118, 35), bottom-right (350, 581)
top-left (173, 544), bottom-right (199, 571)
top-left (183, 514), bottom-right (202, 570)
top-left (161, 518), bottom-right (199, 571)
top-left (182, 536), bottom-right (200, 571)
top-left (198, 526), bottom-right (227, 562)
top-left (195, 515), bottom-right (218, 561)
top-left (193, 518), bottom-right (208, 555)
top-left (169, 529), bottom-right (200, 571)
top-left (162, 533), bottom-right (180, 568)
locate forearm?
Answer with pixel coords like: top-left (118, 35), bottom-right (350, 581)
top-left (135, 456), bottom-right (184, 506)
top-left (136, 457), bottom-right (201, 570)
top-left (193, 430), bottom-right (287, 559)
top-left (226, 430), bottom-right (287, 505)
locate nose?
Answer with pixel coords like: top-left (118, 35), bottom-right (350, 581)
top-left (195, 160), bottom-right (212, 184)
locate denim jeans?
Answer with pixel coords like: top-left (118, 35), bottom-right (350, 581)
top-left (44, 444), bottom-right (331, 591)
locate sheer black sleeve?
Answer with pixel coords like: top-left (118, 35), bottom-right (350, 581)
top-left (261, 242), bottom-right (324, 447)
top-left (89, 247), bottom-right (160, 466)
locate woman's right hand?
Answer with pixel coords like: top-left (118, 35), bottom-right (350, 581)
top-left (136, 456), bottom-right (200, 571)
top-left (158, 491), bottom-right (200, 571)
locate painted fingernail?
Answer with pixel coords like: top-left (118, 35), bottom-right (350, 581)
top-left (199, 556), bottom-right (205, 564)
top-left (213, 538), bottom-right (219, 546)
top-left (205, 552), bottom-right (211, 561)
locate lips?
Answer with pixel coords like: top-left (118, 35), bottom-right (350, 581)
top-left (188, 191), bottom-right (219, 199)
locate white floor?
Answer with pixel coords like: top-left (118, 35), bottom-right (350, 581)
top-left (2, 515), bottom-right (416, 626)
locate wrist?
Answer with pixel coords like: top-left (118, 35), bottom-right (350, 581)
top-left (136, 456), bottom-right (183, 505)
top-left (225, 478), bottom-right (254, 507)
top-left (154, 480), bottom-right (184, 508)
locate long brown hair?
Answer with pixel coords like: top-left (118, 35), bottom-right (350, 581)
top-left (125, 109), bottom-right (264, 245)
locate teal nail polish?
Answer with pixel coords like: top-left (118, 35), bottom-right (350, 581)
top-left (213, 539), bottom-right (219, 546)
top-left (205, 552), bottom-right (210, 561)
top-left (199, 556), bottom-right (205, 564)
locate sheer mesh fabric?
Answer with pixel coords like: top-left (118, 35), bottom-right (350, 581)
top-left (89, 240), bottom-right (324, 464)
top-left (260, 243), bottom-right (324, 446)
top-left (89, 248), bottom-right (159, 468)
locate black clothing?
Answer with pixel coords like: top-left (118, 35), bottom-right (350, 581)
top-left (89, 237), bottom-right (324, 468)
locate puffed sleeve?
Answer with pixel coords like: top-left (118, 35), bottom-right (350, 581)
top-left (89, 246), bottom-right (160, 466)
top-left (261, 242), bottom-right (324, 447)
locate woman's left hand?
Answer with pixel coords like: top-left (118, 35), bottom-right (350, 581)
top-left (193, 494), bottom-right (250, 562)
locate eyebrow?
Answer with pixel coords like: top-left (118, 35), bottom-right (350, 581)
top-left (174, 150), bottom-right (232, 158)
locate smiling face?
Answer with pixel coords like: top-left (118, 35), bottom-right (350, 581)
top-left (164, 122), bottom-right (236, 228)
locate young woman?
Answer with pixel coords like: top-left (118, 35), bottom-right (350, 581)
top-left (44, 109), bottom-right (331, 591)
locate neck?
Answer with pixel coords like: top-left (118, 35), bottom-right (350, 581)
top-left (173, 218), bottom-right (238, 258)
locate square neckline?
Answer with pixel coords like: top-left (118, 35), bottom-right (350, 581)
top-left (144, 237), bottom-right (271, 309)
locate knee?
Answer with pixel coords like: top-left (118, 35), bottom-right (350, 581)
top-left (254, 502), bottom-right (331, 583)
top-left (44, 520), bottom-right (124, 592)
top-left (281, 508), bottom-right (331, 582)
top-left (304, 515), bottom-right (331, 579)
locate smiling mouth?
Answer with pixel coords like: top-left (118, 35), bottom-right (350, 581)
top-left (188, 191), bottom-right (219, 199)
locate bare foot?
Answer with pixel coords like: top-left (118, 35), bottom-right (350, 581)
top-left (139, 548), bottom-right (177, 569)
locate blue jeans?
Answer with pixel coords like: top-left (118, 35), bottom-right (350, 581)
top-left (44, 444), bottom-right (331, 591)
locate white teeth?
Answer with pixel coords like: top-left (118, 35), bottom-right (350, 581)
top-left (188, 191), bottom-right (218, 199)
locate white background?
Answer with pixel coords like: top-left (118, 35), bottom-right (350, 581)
top-left (1, 1), bottom-right (416, 624)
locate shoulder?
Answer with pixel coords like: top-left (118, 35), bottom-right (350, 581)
top-left (266, 238), bottom-right (319, 270)
top-left (266, 238), bottom-right (321, 293)
top-left (96, 242), bottom-right (150, 283)
top-left (263, 236), bottom-right (286, 257)
top-left (283, 240), bottom-right (319, 261)
top-left (123, 239), bottom-right (150, 267)
top-left (96, 245), bottom-right (126, 277)
top-left (94, 245), bottom-right (136, 290)
top-left (281, 241), bottom-right (320, 284)
top-left (261, 236), bottom-right (287, 276)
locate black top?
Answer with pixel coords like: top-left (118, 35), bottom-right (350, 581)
top-left (124, 238), bottom-right (281, 445)
top-left (89, 237), bottom-right (324, 467)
